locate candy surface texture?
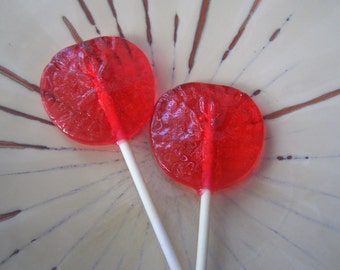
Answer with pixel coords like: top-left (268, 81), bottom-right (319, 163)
top-left (150, 83), bottom-right (264, 193)
top-left (40, 36), bottom-right (155, 144)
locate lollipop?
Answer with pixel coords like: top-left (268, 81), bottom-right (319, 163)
top-left (150, 82), bottom-right (265, 269)
top-left (40, 36), bottom-right (180, 270)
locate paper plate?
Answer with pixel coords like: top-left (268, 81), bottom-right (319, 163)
top-left (1, 1), bottom-right (339, 269)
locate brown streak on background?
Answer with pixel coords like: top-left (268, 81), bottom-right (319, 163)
top-left (62, 16), bottom-right (83, 43)
top-left (251, 89), bottom-right (261, 97)
top-left (0, 210), bottom-right (21, 222)
top-left (222, 0), bottom-right (261, 61)
top-left (269, 28), bottom-right (281, 42)
top-left (78, 0), bottom-right (101, 34)
top-left (0, 105), bottom-right (53, 125)
top-left (108, 0), bottom-right (125, 38)
top-left (142, 0), bottom-right (153, 46)
top-left (0, 65), bottom-right (40, 93)
top-left (174, 14), bottom-right (179, 44)
top-left (188, 0), bottom-right (211, 73)
top-left (264, 88), bottom-right (340, 119)
top-left (0, 141), bottom-right (50, 150)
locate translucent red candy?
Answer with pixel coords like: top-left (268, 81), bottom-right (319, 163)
top-left (150, 82), bottom-right (265, 194)
top-left (40, 36), bottom-right (155, 145)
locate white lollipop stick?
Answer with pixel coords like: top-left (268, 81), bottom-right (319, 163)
top-left (118, 140), bottom-right (181, 270)
top-left (196, 100), bottom-right (214, 270)
top-left (195, 189), bottom-right (211, 270)
top-left (95, 85), bottom-right (180, 268)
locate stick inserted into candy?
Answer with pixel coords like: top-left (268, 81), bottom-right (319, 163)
top-left (40, 36), bottom-right (181, 270)
top-left (150, 82), bottom-right (265, 270)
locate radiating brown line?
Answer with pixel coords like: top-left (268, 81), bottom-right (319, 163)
top-left (221, 0), bottom-right (261, 61)
top-left (0, 140), bottom-right (110, 152)
top-left (78, 0), bottom-right (101, 35)
top-left (0, 65), bottom-right (40, 93)
top-left (0, 141), bottom-right (50, 150)
top-left (264, 88), bottom-right (340, 120)
top-left (78, 0), bottom-right (95, 25)
top-left (188, 0), bottom-right (210, 73)
top-left (107, 0), bottom-right (125, 38)
top-left (276, 155), bottom-right (292, 161)
top-left (0, 210), bottom-right (21, 222)
top-left (5, 249), bottom-right (20, 262)
top-left (62, 16), bottom-right (83, 43)
top-left (0, 104), bottom-right (53, 125)
top-left (174, 14), bottom-right (179, 45)
top-left (268, 14), bottom-right (291, 43)
top-left (251, 89), bottom-right (261, 97)
top-left (142, 0), bottom-right (152, 46)
top-left (269, 28), bottom-right (281, 42)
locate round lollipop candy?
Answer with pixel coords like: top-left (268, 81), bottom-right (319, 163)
top-left (40, 36), bottom-right (180, 270)
top-left (150, 82), bottom-right (265, 270)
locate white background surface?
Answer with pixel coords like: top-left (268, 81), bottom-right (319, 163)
top-left (1, 1), bottom-right (340, 269)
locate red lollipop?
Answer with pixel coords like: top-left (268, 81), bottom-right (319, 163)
top-left (40, 36), bottom-right (180, 270)
top-left (150, 82), bottom-right (265, 269)
top-left (40, 36), bottom-right (154, 145)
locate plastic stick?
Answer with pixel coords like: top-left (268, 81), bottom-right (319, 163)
top-left (118, 140), bottom-right (181, 270)
top-left (195, 189), bottom-right (211, 270)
